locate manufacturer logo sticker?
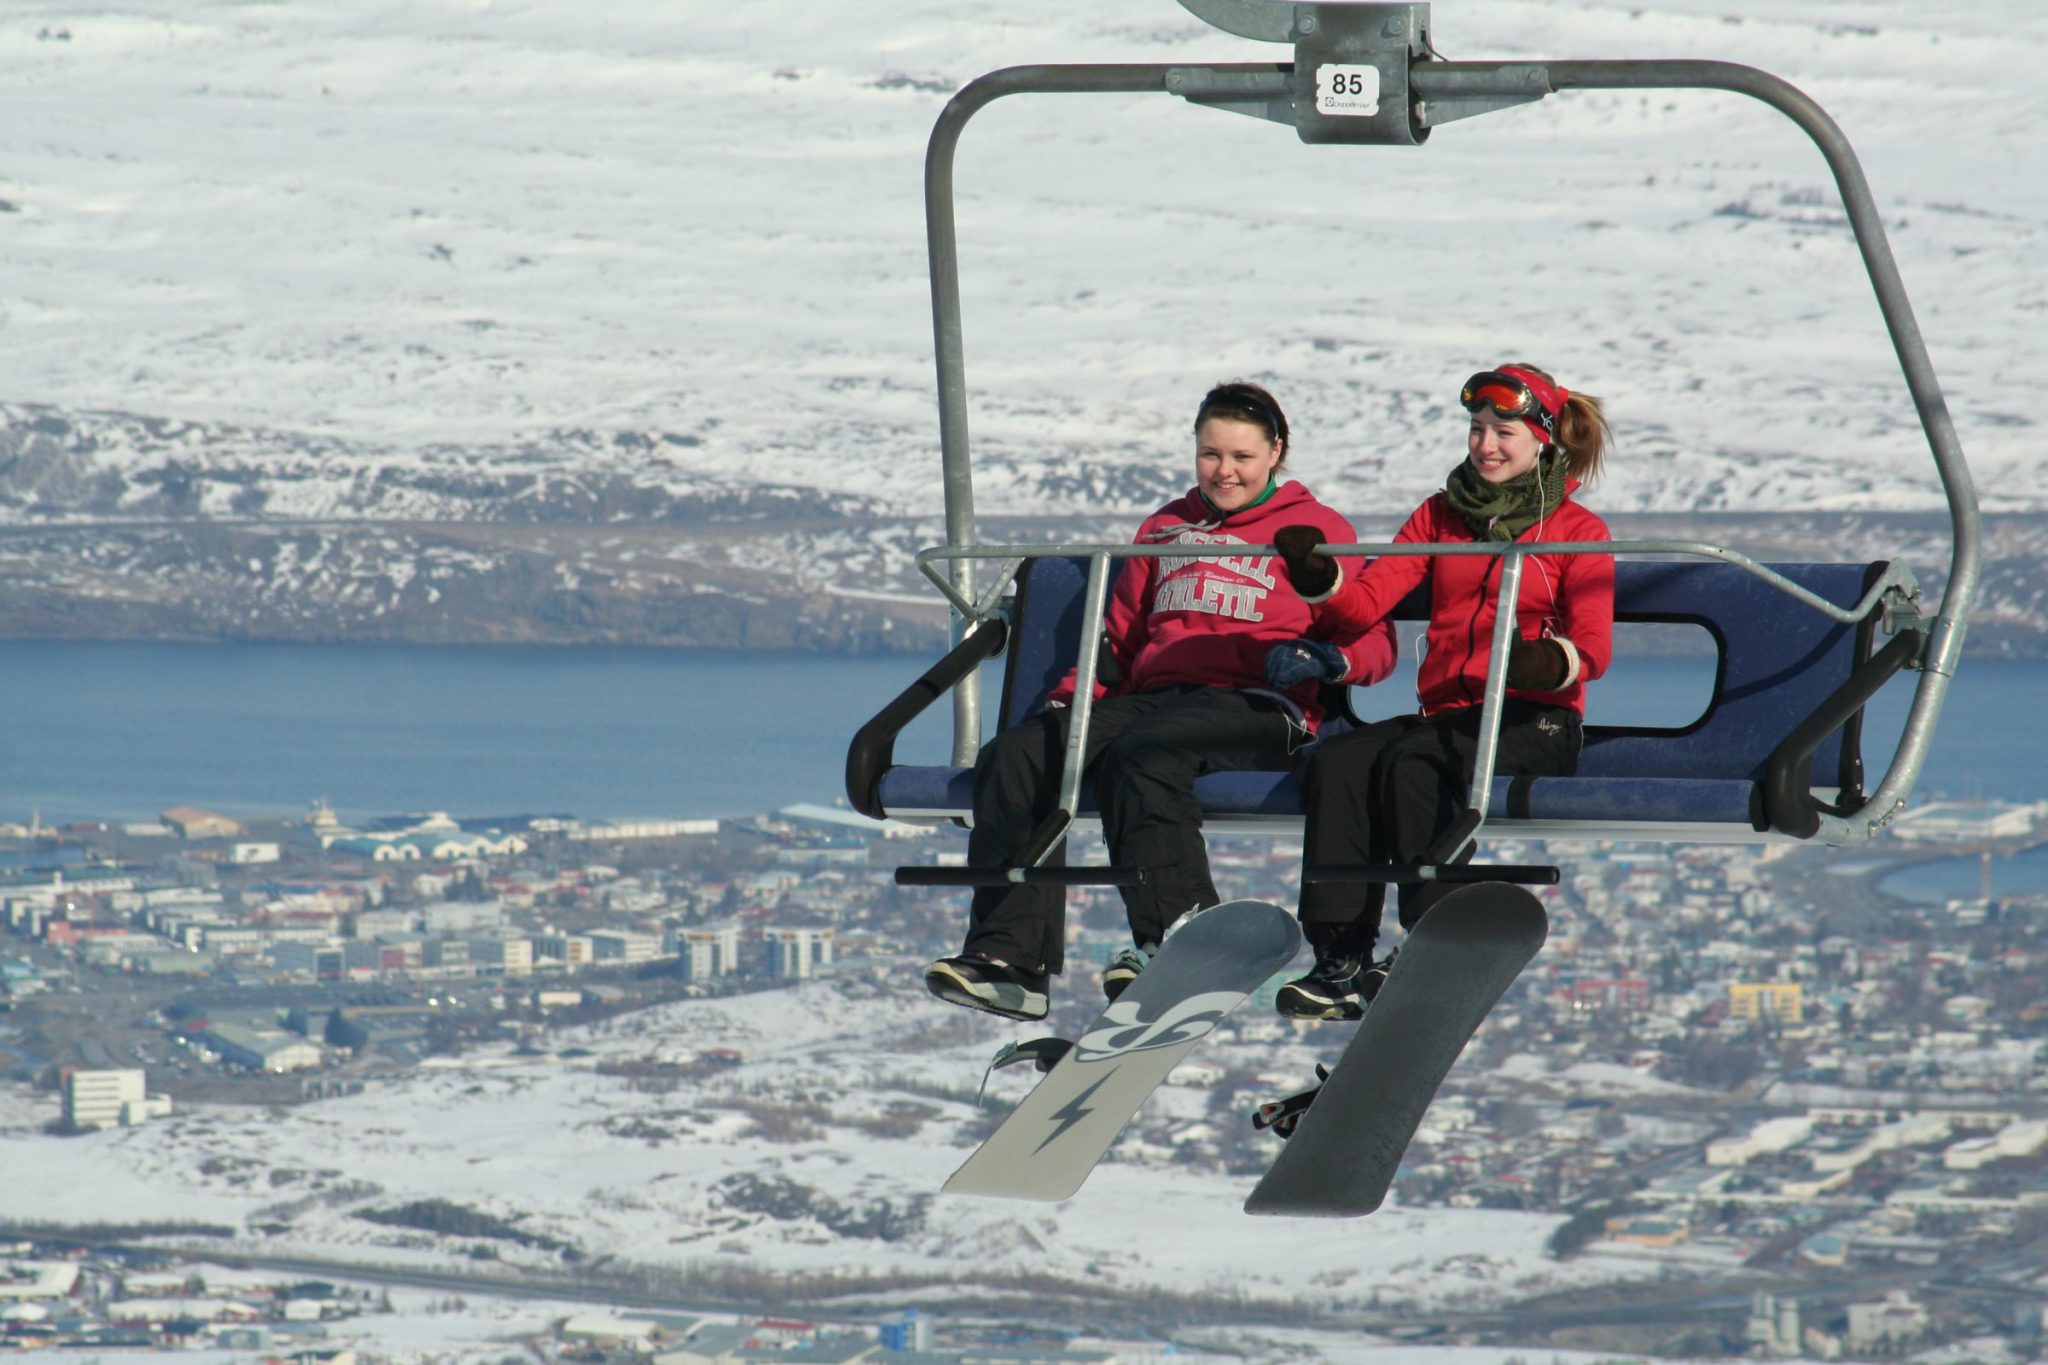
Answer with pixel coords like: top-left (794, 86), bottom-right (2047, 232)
top-left (1072, 990), bottom-right (1245, 1062)
top-left (1316, 63), bottom-right (1381, 117)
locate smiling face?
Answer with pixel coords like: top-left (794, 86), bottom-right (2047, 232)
top-left (1195, 416), bottom-right (1283, 512)
top-left (1466, 407), bottom-right (1546, 484)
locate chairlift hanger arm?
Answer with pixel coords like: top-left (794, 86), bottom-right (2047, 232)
top-left (921, 26), bottom-right (1978, 824)
top-left (928, 64), bottom-right (1202, 764)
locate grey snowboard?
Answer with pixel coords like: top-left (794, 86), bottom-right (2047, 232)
top-left (945, 899), bottom-right (1300, 1202)
top-left (1244, 882), bottom-right (1547, 1217)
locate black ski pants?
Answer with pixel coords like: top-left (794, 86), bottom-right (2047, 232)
top-left (962, 685), bottom-right (1297, 974)
top-left (1296, 700), bottom-right (1581, 951)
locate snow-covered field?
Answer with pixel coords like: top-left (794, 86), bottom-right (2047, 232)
top-left (3, 0), bottom-right (2043, 530)
top-left (0, 975), bottom-right (1676, 1315)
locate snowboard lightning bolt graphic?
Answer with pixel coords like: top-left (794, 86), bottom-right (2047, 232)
top-left (1034, 1074), bottom-right (1111, 1154)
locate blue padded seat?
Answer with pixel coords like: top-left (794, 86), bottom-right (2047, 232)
top-left (873, 555), bottom-right (1885, 840)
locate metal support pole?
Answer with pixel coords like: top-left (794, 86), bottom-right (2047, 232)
top-left (1046, 550), bottom-right (1119, 863)
top-left (924, 66), bottom-right (1186, 765)
top-left (1463, 551), bottom-right (1525, 829)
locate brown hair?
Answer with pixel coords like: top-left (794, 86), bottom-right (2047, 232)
top-left (1195, 381), bottom-right (1289, 468)
top-left (1509, 361), bottom-right (1610, 486)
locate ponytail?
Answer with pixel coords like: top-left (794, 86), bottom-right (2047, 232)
top-left (1506, 361), bottom-right (1611, 486)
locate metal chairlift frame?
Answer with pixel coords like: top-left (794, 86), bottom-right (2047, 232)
top-left (894, 0), bottom-right (1979, 872)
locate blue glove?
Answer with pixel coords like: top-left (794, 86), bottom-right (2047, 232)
top-left (1264, 638), bottom-right (1349, 689)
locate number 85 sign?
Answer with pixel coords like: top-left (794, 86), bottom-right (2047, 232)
top-left (1316, 63), bottom-right (1381, 117)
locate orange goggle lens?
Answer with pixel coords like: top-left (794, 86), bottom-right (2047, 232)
top-left (1460, 371), bottom-right (1556, 435)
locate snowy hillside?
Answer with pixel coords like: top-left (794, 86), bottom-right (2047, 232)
top-left (2, 0), bottom-right (2041, 527)
top-left (0, 974), bottom-right (1697, 1312)
top-left (1, 2), bottom-right (2042, 650)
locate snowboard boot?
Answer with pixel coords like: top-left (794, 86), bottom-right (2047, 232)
top-left (925, 952), bottom-right (1050, 1021)
top-left (1101, 944), bottom-right (1156, 1002)
top-left (1276, 946), bottom-right (1396, 1021)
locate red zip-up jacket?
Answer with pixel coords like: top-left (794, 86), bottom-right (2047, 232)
top-left (1307, 483), bottom-right (1613, 716)
top-left (1047, 480), bottom-right (1397, 732)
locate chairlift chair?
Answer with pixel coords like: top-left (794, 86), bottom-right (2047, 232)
top-left (846, 0), bottom-right (1979, 892)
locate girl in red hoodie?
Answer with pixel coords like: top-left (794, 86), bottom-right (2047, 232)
top-left (925, 382), bottom-right (1397, 1022)
top-left (1265, 363), bottom-right (1615, 1019)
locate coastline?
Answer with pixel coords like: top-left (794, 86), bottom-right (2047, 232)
top-left (2, 510), bottom-right (2043, 658)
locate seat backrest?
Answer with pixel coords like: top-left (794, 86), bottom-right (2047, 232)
top-left (1001, 556), bottom-right (1105, 730)
top-left (1578, 561), bottom-right (1882, 787)
top-left (1000, 555), bottom-right (1882, 788)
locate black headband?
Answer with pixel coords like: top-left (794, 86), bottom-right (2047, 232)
top-left (1196, 392), bottom-right (1286, 444)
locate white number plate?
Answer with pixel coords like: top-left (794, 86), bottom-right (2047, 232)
top-left (1315, 62), bottom-right (1381, 117)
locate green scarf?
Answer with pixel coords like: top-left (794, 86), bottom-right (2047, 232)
top-left (1444, 452), bottom-right (1568, 542)
top-left (1198, 474), bottom-right (1281, 522)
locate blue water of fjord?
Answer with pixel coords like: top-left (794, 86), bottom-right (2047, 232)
top-left (3, 642), bottom-right (2040, 838)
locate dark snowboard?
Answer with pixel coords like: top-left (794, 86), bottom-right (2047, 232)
top-left (1244, 882), bottom-right (1547, 1217)
top-left (946, 899), bottom-right (1300, 1202)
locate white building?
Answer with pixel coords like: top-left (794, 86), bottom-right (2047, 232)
top-left (566, 818), bottom-right (716, 841)
top-left (588, 930), bottom-right (661, 965)
top-left (354, 908), bottom-right (417, 937)
top-left (1890, 800), bottom-right (2037, 843)
top-left (470, 936), bottom-right (534, 975)
top-left (1811, 1112), bottom-right (1953, 1173)
top-left (202, 1024), bottom-right (322, 1073)
top-left (534, 933), bottom-right (593, 969)
top-left (764, 925), bottom-right (835, 980)
top-left (777, 802), bottom-right (926, 840)
top-left (670, 923), bottom-right (741, 980)
top-left (64, 1068), bottom-right (170, 1129)
top-left (0, 1262), bottom-right (80, 1301)
top-left (1846, 1290), bottom-right (1929, 1349)
top-left (1943, 1118), bottom-right (2048, 1170)
top-left (421, 901), bottom-right (504, 934)
top-left (1706, 1115), bottom-right (1815, 1167)
top-left (1745, 1292), bottom-right (1802, 1357)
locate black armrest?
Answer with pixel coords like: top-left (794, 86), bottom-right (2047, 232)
top-left (1762, 627), bottom-right (1923, 838)
top-left (844, 619), bottom-right (1009, 819)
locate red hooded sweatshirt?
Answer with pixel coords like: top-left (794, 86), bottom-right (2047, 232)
top-left (1307, 482), bottom-right (1612, 717)
top-left (1048, 480), bottom-right (1397, 732)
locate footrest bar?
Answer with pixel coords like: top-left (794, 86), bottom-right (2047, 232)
top-left (896, 866), bottom-right (1145, 888)
top-left (1303, 863), bottom-right (1559, 887)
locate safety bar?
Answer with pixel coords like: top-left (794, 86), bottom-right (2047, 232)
top-left (915, 540), bottom-right (1914, 631)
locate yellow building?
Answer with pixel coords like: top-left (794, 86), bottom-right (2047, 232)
top-left (1606, 1214), bottom-right (1690, 1248)
top-left (1729, 981), bottom-right (1803, 1022)
top-left (160, 806), bottom-right (242, 839)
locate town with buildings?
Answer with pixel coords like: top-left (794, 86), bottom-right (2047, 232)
top-left (2, 795), bottom-right (2046, 1361)
top-left (0, 1248), bottom-right (1030, 1365)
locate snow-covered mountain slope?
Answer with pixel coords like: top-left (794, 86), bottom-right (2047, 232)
top-left (0, 975), bottom-right (1701, 1313)
top-left (2, 0), bottom-right (2042, 535)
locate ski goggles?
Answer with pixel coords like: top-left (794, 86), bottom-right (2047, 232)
top-left (1460, 369), bottom-right (1560, 438)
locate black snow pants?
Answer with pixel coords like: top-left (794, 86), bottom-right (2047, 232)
top-left (961, 685), bottom-right (1297, 974)
top-left (1295, 700), bottom-right (1581, 952)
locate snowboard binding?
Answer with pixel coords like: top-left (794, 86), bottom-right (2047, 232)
top-left (1250, 1064), bottom-right (1329, 1140)
top-left (975, 1036), bottom-right (1074, 1104)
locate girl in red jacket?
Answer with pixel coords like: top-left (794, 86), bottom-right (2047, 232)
top-left (1266, 363), bottom-right (1615, 1019)
top-left (925, 382), bottom-right (1397, 1022)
